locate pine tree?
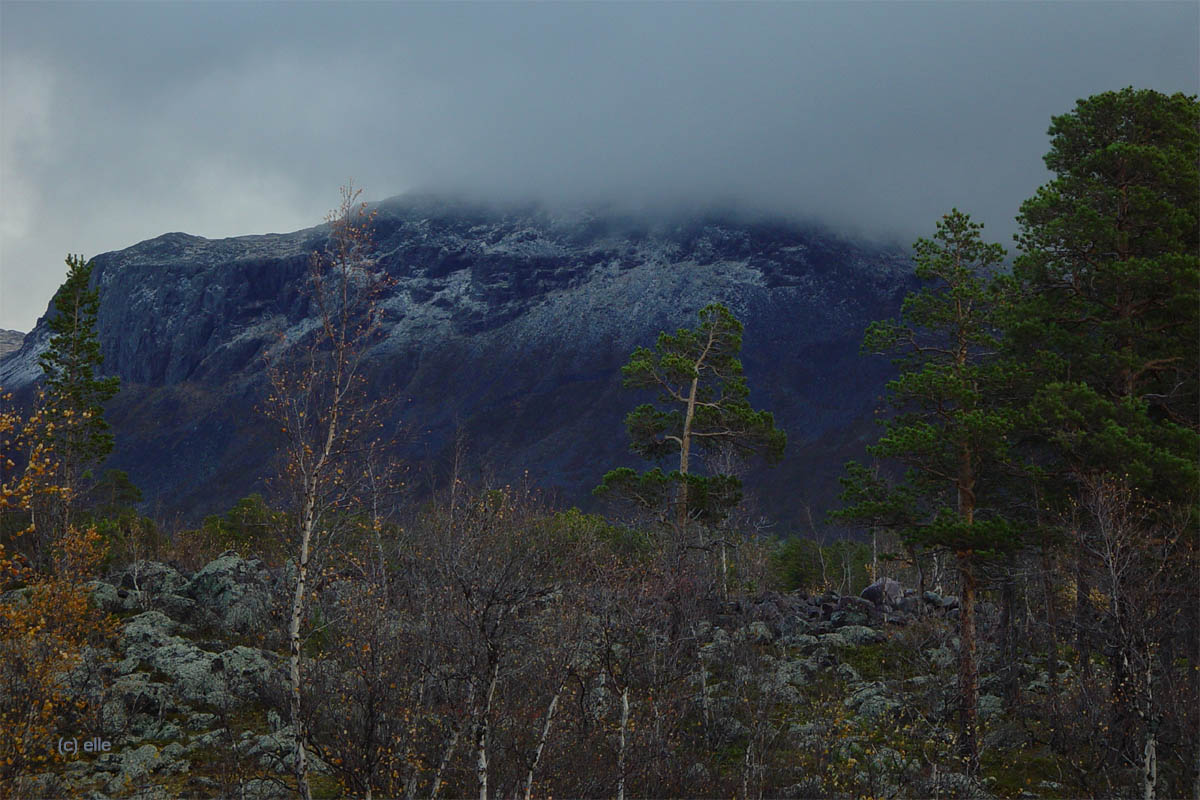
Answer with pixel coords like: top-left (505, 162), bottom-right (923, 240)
top-left (595, 302), bottom-right (785, 528)
top-left (36, 255), bottom-right (118, 541)
top-left (834, 210), bottom-right (1021, 774)
top-left (1008, 88), bottom-right (1200, 782)
top-left (1010, 88), bottom-right (1198, 502)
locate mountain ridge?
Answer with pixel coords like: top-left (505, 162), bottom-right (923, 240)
top-left (0, 196), bottom-right (914, 526)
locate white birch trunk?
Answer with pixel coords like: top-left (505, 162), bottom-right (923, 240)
top-left (288, 485), bottom-right (316, 800)
top-left (475, 662), bottom-right (499, 800)
top-left (523, 685), bottom-right (563, 800)
top-left (1143, 649), bottom-right (1157, 800)
top-left (617, 686), bottom-right (630, 800)
top-left (429, 723), bottom-right (462, 800)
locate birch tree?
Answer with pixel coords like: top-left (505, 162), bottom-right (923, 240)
top-left (263, 183), bottom-right (389, 800)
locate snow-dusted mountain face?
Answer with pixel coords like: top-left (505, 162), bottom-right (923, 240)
top-left (0, 330), bottom-right (23, 359)
top-left (0, 196), bottom-right (913, 526)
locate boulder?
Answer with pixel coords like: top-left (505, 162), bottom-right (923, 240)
top-left (120, 561), bottom-right (189, 596)
top-left (844, 682), bottom-right (901, 719)
top-left (186, 552), bottom-right (276, 634)
top-left (745, 621), bottom-right (775, 643)
top-left (860, 577), bottom-right (903, 608)
top-left (829, 609), bottom-right (870, 628)
top-left (120, 612), bottom-right (179, 661)
top-left (835, 625), bottom-right (886, 647)
top-left (86, 580), bottom-right (144, 613)
top-left (116, 610), bottom-right (281, 708)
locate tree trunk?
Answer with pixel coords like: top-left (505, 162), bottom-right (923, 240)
top-left (1143, 648), bottom-right (1157, 800)
top-left (998, 564), bottom-right (1017, 706)
top-left (475, 661), bottom-right (499, 800)
top-left (1075, 534), bottom-right (1093, 681)
top-left (915, 545), bottom-right (926, 619)
top-left (617, 686), bottom-right (630, 800)
top-left (676, 374), bottom-right (699, 528)
top-left (429, 702), bottom-right (470, 800)
top-left (288, 486), bottom-right (317, 800)
top-left (1040, 533), bottom-right (1062, 745)
top-left (523, 685), bottom-right (562, 800)
top-left (957, 552), bottom-right (980, 775)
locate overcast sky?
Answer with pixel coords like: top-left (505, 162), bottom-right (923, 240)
top-left (1, 1), bottom-right (1196, 332)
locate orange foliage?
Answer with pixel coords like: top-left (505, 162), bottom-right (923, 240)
top-left (0, 394), bottom-right (114, 791)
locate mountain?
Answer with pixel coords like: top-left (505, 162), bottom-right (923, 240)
top-left (0, 196), bottom-right (913, 527)
top-left (0, 330), bottom-right (24, 358)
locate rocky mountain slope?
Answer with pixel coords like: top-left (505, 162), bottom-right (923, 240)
top-left (0, 329), bottom-right (23, 358)
top-left (0, 196), bottom-right (913, 525)
top-left (17, 553), bottom-right (993, 799)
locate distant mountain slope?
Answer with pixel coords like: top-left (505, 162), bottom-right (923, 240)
top-left (0, 330), bottom-right (23, 358)
top-left (0, 196), bottom-right (913, 526)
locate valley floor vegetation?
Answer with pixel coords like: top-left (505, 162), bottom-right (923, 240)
top-left (0, 88), bottom-right (1197, 799)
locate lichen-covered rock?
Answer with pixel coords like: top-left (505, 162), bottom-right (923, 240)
top-left (830, 609), bottom-right (870, 628)
top-left (103, 743), bottom-right (162, 794)
top-left (833, 625), bottom-right (886, 647)
top-left (978, 693), bottom-right (1003, 720)
top-left (242, 778), bottom-right (294, 800)
top-left (114, 608), bottom-right (281, 716)
top-left (926, 646), bottom-right (955, 670)
top-left (120, 561), bottom-right (189, 596)
top-left (835, 662), bottom-right (861, 683)
top-left (861, 577), bottom-right (903, 608)
top-left (745, 620), bottom-right (774, 643)
top-left (186, 552), bottom-right (275, 634)
top-left (186, 712), bottom-right (218, 731)
top-left (87, 580), bottom-right (133, 613)
top-left (120, 611), bottom-right (179, 659)
top-left (845, 682), bottom-right (901, 719)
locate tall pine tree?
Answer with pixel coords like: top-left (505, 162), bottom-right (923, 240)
top-left (834, 210), bottom-right (1021, 774)
top-left (1008, 88), bottom-right (1199, 782)
top-left (38, 254), bottom-right (119, 504)
top-left (595, 302), bottom-right (785, 528)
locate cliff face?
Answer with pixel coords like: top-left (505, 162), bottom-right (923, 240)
top-left (0, 330), bottom-right (23, 359)
top-left (0, 196), bottom-right (913, 525)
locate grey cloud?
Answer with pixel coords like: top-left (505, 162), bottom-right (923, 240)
top-left (2, 1), bottom-right (1197, 331)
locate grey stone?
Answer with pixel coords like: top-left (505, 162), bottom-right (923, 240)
top-left (836, 625), bottom-right (886, 646)
top-left (120, 561), bottom-right (189, 596)
top-left (87, 581), bottom-right (133, 613)
top-left (835, 662), bottom-right (861, 683)
top-left (117, 608), bottom-right (281, 708)
top-left (861, 577), bottom-right (903, 608)
top-left (185, 730), bottom-right (225, 752)
top-left (103, 743), bottom-right (162, 794)
top-left (780, 633), bottom-right (819, 650)
top-left (187, 712), bottom-right (218, 731)
top-left (243, 778), bottom-right (294, 800)
top-left (187, 552), bottom-right (275, 634)
top-left (830, 609), bottom-right (869, 628)
top-left (926, 646), bottom-right (955, 670)
top-left (111, 673), bottom-right (172, 718)
top-left (745, 620), bottom-right (774, 643)
top-left (978, 693), bottom-right (1003, 720)
top-left (844, 682), bottom-right (901, 719)
top-left (157, 593), bottom-right (198, 620)
top-left (119, 611), bottom-right (179, 660)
